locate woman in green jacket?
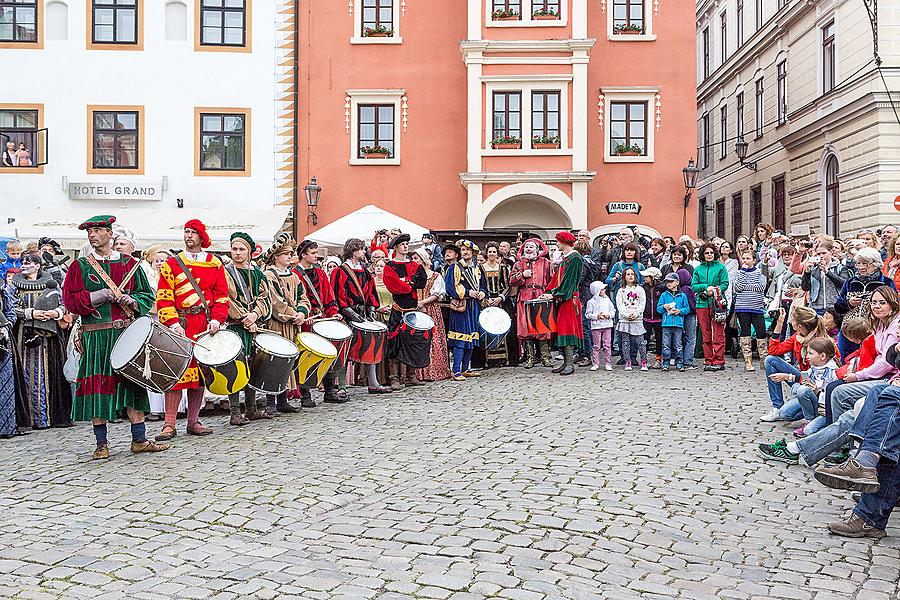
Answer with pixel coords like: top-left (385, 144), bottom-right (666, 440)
top-left (691, 243), bottom-right (730, 370)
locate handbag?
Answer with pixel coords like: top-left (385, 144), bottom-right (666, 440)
top-left (712, 289), bottom-right (728, 323)
top-left (450, 298), bottom-right (467, 313)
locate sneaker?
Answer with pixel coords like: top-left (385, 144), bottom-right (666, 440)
top-left (757, 439), bottom-right (799, 464)
top-left (684, 365), bottom-right (698, 370)
top-left (759, 407), bottom-right (783, 422)
top-left (792, 426), bottom-right (806, 438)
top-left (604, 364), bottom-right (613, 371)
top-left (827, 514), bottom-right (886, 539)
top-left (624, 363), bottom-right (633, 371)
top-left (814, 459), bottom-right (881, 493)
top-left (590, 364), bottom-right (599, 371)
top-left (824, 448), bottom-right (852, 465)
top-left (678, 366), bottom-right (686, 372)
top-left (661, 365), bottom-right (669, 372)
top-left (640, 362), bottom-right (649, 372)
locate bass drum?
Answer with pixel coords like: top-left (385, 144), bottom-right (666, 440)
top-left (396, 311), bottom-right (434, 369)
top-left (349, 320), bottom-right (387, 365)
top-left (295, 332), bottom-right (338, 388)
top-left (193, 329), bottom-right (249, 396)
top-left (109, 316), bottom-right (193, 393)
top-left (478, 306), bottom-right (511, 351)
top-left (248, 333), bottom-right (300, 395)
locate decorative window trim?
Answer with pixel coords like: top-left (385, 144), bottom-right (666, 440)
top-left (0, 103), bottom-right (45, 174)
top-left (607, 0), bottom-right (655, 41)
top-left (193, 107), bottom-right (251, 177)
top-left (0, 0), bottom-right (43, 49)
top-left (194, 0), bottom-right (252, 53)
top-left (600, 87), bottom-right (657, 163)
top-left (351, 0), bottom-right (402, 44)
top-left (347, 89), bottom-right (404, 166)
top-left (484, 0), bottom-right (568, 28)
top-left (482, 77), bottom-right (570, 155)
top-left (86, 104), bottom-right (145, 175)
top-left (86, 0), bottom-right (143, 51)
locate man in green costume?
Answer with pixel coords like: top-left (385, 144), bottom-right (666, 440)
top-left (62, 215), bottom-right (170, 459)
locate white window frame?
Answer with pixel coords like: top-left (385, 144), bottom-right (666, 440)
top-left (601, 87), bottom-right (657, 163)
top-left (485, 0), bottom-right (568, 28)
top-left (607, 0), bottom-right (655, 42)
top-left (351, 0), bottom-right (402, 44)
top-left (482, 75), bottom-right (572, 156)
top-left (347, 89), bottom-right (404, 165)
top-left (819, 17), bottom-right (837, 96)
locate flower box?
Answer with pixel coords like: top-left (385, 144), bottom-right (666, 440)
top-left (615, 29), bottom-right (644, 35)
top-left (533, 14), bottom-right (560, 20)
top-left (495, 15), bottom-right (520, 21)
top-left (363, 153), bottom-right (389, 159)
top-left (492, 142), bottom-right (522, 150)
top-left (533, 142), bottom-right (561, 149)
top-left (366, 32), bottom-right (392, 38)
top-left (617, 151), bottom-right (641, 157)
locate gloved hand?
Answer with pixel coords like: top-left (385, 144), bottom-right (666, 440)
top-left (89, 289), bottom-right (115, 307)
top-left (339, 307), bottom-right (364, 323)
top-left (118, 294), bottom-right (138, 311)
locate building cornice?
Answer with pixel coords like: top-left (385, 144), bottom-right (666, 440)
top-left (780, 92), bottom-right (883, 149)
top-left (459, 171), bottom-right (596, 186)
top-left (461, 38), bottom-right (596, 61)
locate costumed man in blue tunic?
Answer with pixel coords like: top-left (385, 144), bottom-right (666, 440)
top-left (445, 240), bottom-right (488, 381)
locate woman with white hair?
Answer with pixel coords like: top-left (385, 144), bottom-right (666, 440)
top-left (834, 246), bottom-right (895, 357)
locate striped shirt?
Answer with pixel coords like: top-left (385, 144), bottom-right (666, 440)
top-left (732, 267), bottom-right (767, 313)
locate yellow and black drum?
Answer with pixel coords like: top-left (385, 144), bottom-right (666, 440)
top-left (294, 332), bottom-right (337, 388)
top-left (193, 329), bottom-right (250, 396)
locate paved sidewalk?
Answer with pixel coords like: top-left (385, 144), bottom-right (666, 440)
top-left (0, 364), bottom-right (898, 599)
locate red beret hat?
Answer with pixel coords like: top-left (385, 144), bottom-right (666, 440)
top-left (556, 231), bottom-right (576, 246)
top-left (184, 219), bottom-right (211, 248)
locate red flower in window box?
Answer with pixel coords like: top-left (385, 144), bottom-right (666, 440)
top-left (492, 9), bottom-right (521, 21)
top-left (361, 145), bottom-right (392, 158)
top-left (363, 26), bottom-right (394, 37)
top-left (532, 9), bottom-right (559, 20)
top-left (532, 135), bottom-right (561, 149)
top-left (491, 136), bottom-right (522, 150)
top-left (615, 143), bottom-right (643, 157)
top-left (614, 24), bottom-right (645, 35)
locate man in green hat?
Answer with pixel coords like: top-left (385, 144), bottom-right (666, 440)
top-left (61, 215), bottom-right (169, 458)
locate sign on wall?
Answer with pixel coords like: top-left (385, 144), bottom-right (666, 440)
top-left (68, 182), bottom-right (162, 201)
top-left (606, 202), bottom-right (641, 215)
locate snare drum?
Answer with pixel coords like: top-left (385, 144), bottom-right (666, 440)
top-left (525, 299), bottom-right (557, 335)
top-left (194, 329), bottom-right (249, 396)
top-left (109, 316), bottom-right (194, 393)
top-left (248, 333), bottom-right (300, 395)
top-left (312, 320), bottom-right (352, 367)
top-left (349, 320), bottom-right (387, 365)
top-left (295, 332), bottom-right (337, 388)
top-left (396, 311), bottom-right (434, 369)
top-left (478, 307), bottom-right (512, 351)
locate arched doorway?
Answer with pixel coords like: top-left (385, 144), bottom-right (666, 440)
top-left (475, 183), bottom-right (577, 239)
top-left (824, 155), bottom-right (840, 237)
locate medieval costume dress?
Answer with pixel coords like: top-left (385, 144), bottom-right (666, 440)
top-left (383, 245), bottom-right (428, 385)
top-left (10, 271), bottom-right (73, 428)
top-left (445, 241), bottom-right (489, 379)
top-left (416, 269), bottom-right (450, 382)
top-left (0, 284), bottom-right (18, 438)
top-left (509, 238), bottom-right (553, 367)
top-left (548, 245), bottom-right (585, 354)
top-left (481, 259), bottom-right (516, 367)
top-left (263, 248), bottom-right (311, 395)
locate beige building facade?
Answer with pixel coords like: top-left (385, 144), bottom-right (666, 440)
top-left (695, 0), bottom-right (900, 242)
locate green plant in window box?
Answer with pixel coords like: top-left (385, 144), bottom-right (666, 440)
top-left (363, 25), bottom-right (394, 37)
top-left (491, 136), bottom-right (522, 149)
top-left (532, 134), bottom-right (561, 149)
top-left (491, 8), bottom-right (520, 20)
top-left (614, 23), bottom-right (644, 35)
top-left (532, 8), bottom-right (559, 19)
top-left (361, 145), bottom-right (392, 158)
top-left (615, 143), bottom-right (643, 157)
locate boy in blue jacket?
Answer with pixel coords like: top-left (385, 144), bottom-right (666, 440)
top-left (657, 272), bottom-right (690, 371)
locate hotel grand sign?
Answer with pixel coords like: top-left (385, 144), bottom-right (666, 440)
top-left (68, 182), bottom-right (162, 201)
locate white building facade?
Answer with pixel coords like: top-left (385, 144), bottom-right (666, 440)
top-left (0, 0), bottom-right (296, 248)
top-left (695, 0), bottom-right (900, 241)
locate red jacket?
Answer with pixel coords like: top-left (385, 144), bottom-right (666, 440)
top-left (768, 333), bottom-right (842, 371)
top-left (294, 265), bottom-right (337, 317)
top-left (836, 334), bottom-right (876, 379)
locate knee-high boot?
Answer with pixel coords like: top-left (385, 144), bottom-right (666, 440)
top-left (757, 338), bottom-right (769, 372)
top-left (539, 340), bottom-right (552, 367)
top-left (523, 341), bottom-right (536, 369)
top-left (559, 346), bottom-right (575, 376)
top-left (740, 337), bottom-right (755, 371)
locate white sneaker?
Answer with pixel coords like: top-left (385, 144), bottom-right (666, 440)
top-left (605, 364), bottom-right (613, 371)
top-left (590, 365), bottom-right (599, 371)
top-left (624, 364), bottom-right (633, 371)
top-left (759, 408), bottom-right (783, 422)
top-left (640, 365), bottom-right (649, 372)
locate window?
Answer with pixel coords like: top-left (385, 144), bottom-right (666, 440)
top-left (736, 0), bottom-right (743, 46)
top-left (754, 78), bottom-right (763, 139)
top-left (198, 111), bottom-right (248, 173)
top-left (716, 198), bottom-right (726, 238)
top-left (613, 0), bottom-right (644, 33)
top-left (90, 0), bottom-right (140, 48)
top-left (492, 0), bottom-right (521, 18)
top-left (701, 112), bottom-right (710, 168)
top-left (358, 104), bottom-right (394, 158)
top-left (0, 106), bottom-right (46, 170)
top-left (822, 21), bottom-right (835, 93)
top-left (732, 192), bottom-right (743, 242)
top-left (755, 0), bottom-right (762, 30)
top-left (777, 61), bottom-right (787, 124)
top-left (165, 1), bottom-right (187, 41)
top-left (199, 0), bottom-right (246, 48)
top-left (772, 175), bottom-right (786, 233)
top-left (0, 0), bottom-right (38, 43)
top-left (702, 27), bottom-right (710, 80)
top-left (362, 0), bottom-right (393, 35)
top-left (531, 91), bottom-right (560, 144)
top-left (720, 105), bottom-right (728, 159)
top-left (751, 185), bottom-right (762, 228)
top-left (610, 101), bottom-right (647, 156)
top-left (492, 92), bottom-right (522, 142)
top-left (720, 12), bottom-right (727, 63)
top-left (736, 92), bottom-right (744, 139)
top-left (825, 156), bottom-right (840, 237)
top-left (89, 106), bottom-right (143, 173)
top-left (533, 0), bottom-right (560, 15)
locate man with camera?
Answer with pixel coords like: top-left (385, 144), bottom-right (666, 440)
top-left (801, 239), bottom-right (850, 316)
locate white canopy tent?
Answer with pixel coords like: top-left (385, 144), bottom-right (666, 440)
top-left (304, 204), bottom-right (429, 250)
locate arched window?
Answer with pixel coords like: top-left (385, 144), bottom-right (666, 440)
top-left (825, 155), bottom-right (840, 237)
top-left (165, 1), bottom-right (187, 41)
top-left (46, 1), bottom-right (68, 41)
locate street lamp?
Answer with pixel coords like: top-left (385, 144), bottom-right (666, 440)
top-left (734, 135), bottom-right (757, 171)
top-left (682, 158), bottom-right (700, 207)
top-left (304, 176), bottom-right (321, 226)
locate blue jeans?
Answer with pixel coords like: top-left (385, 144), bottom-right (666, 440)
top-left (831, 380), bottom-right (885, 423)
top-left (764, 356), bottom-right (801, 409)
top-left (777, 397), bottom-right (804, 421)
top-left (579, 310), bottom-right (593, 358)
top-left (682, 313), bottom-right (697, 367)
top-left (854, 385), bottom-right (900, 463)
top-left (661, 326), bottom-right (684, 368)
top-left (854, 462), bottom-right (900, 530)
top-left (797, 410), bottom-right (857, 466)
top-left (794, 384), bottom-right (821, 421)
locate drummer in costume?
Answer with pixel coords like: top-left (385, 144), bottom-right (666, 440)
top-left (61, 215), bottom-right (169, 458)
top-left (383, 233), bottom-right (427, 390)
top-left (481, 241), bottom-right (516, 367)
top-left (262, 233), bottom-right (311, 412)
top-left (540, 231), bottom-right (584, 376)
top-left (509, 238), bottom-right (553, 368)
top-left (445, 240), bottom-right (488, 381)
top-left (331, 238), bottom-right (391, 394)
top-left (155, 219), bottom-right (230, 441)
top-left (296, 239), bottom-right (349, 403)
top-left (224, 232), bottom-right (272, 425)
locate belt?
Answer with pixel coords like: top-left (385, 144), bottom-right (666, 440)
top-left (81, 318), bottom-right (133, 332)
top-left (177, 306), bottom-right (206, 316)
top-left (391, 303), bottom-right (417, 313)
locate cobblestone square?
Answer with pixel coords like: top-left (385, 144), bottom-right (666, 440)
top-left (1, 365), bottom-right (898, 599)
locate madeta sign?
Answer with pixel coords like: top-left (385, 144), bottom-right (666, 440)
top-left (606, 202), bottom-right (641, 215)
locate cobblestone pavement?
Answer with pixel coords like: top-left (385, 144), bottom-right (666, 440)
top-left (1, 363), bottom-right (898, 600)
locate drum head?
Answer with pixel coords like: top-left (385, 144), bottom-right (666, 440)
top-left (109, 317), bottom-right (152, 370)
top-left (312, 320), bottom-right (352, 341)
top-left (403, 311), bottom-right (435, 331)
top-left (194, 329), bottom-right (243, 365)
top-left (479, 307), bottom-right (511, 335)
top-left (352, 320), bottom-right (388, 333)
top-left (254, 333), bottom-right (299, 357)
top-left (297, 332), bottom-right (337, 358)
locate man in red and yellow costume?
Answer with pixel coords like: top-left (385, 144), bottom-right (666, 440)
top-left (155, 219), bottom-right (230, 440)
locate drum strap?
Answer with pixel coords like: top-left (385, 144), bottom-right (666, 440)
top-left (297, 268), bottom-right (323, 312)
top-left (341, 264), bottom-right (367, 301)
top-left (85, 254), bottom-right (135, 319)
top-left (226, 263), bottom-right (255, 307)
top-left (174, 254), bottom-right (211, 318)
